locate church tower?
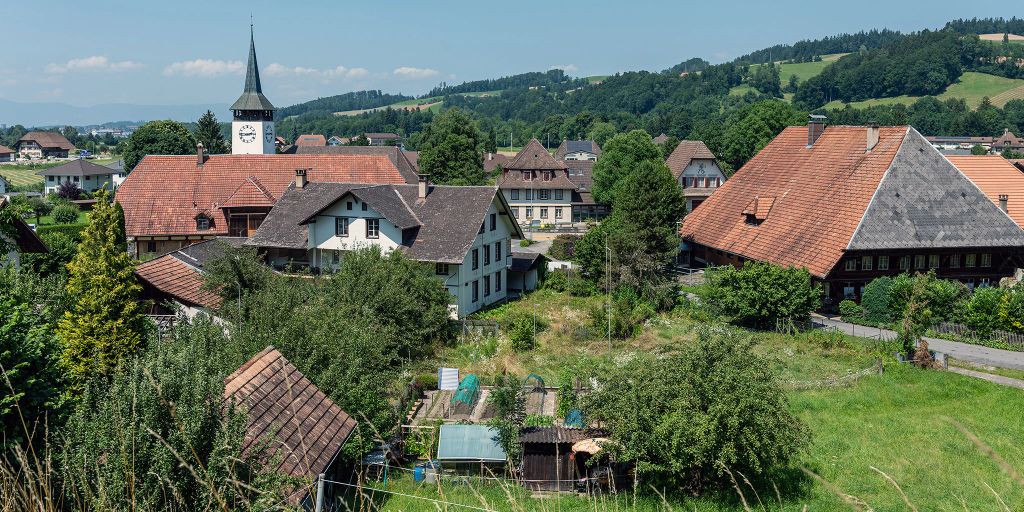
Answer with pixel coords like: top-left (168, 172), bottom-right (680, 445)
top-left (231, 27), bottom-right (275, 155)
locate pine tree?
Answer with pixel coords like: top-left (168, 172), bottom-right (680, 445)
top-left (194, 110), bottom-right (229, 155)
top-left (57, 189), bottom-right (147, 391)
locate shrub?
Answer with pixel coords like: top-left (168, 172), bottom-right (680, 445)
top-left (414, 373), bottom-right (439, 391)
top-left (838, 299), bottom-right (864, 320)
top-left (524, 414), bottom-right (555, 427)
top-left (961, 287), bottom-right (1006, 338)
top-left (51, 202), bottom-right (81, 224)
top-left (36, 223), bottom-right (87, 241)
top-left (544, 268), bottom-right (597, 296)
top-left (502, 309), bottom-right (542, 351)
top-left (543, 269), bottom-right (568, 292)
top-left (519, 239), bottom-right (533, 247)
top-left (56, 180), bottom-right (82, 200)
top-left (589, 287), bottom-right (656, 339)
top-left (556, 367), bottom-right (578, 419)
top-left (998, 286), bottom-right (1024, 334)
top-left (548, 234), bottom-right (581, 261)
top-left (702, 261), bottom-right (820, 329)
top-left (889, 272), bottom-right (968, 323)
top-left (861, 276), bottom-right (893, 323)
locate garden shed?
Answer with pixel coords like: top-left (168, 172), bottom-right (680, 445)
top-left (436, 424), bottom-right (506, 474)
top-left (518, 426), bottom-right (608, 491)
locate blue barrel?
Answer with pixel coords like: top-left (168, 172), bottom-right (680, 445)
top-left (414, 465), bottom-right (425, 482)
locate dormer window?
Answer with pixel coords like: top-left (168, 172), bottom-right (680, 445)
top-left (742, 196), bottom-right (775, 226)
top-left (196, 215), bottom-right (210, 230)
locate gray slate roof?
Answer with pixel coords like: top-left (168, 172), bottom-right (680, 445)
top-left (36, 158), bottom-right (118, 177)
top-left (248, 182), bottom-right (524, 263)
top-left (555, 140), bottom-right (601, 160)
top-left (848, 129), bottom-right (1024, 250)
top-left (171, 237), bottom-right (248, 270)
top-left (230, 29), bottom-right (275, 112)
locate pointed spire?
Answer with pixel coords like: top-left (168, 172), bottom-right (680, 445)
top-left (230, 24), bottom-right (275, 112)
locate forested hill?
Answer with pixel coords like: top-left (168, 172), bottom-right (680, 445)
top-left (276, 90), bottom-right (413, 118)
top-left (425, 70), bottom-right (588, 97)
top-left (734, 29), bottom-right (904, 65)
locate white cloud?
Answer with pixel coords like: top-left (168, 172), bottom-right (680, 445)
top-left (549, 64), bottom-right (579, 73)
top-left (162, 59), bottom-right (244, 77)
top-left (393, 66), bottom-right (439, 80)
top-left (46, 56), bottom-right (142, 74)
top-left (265, 63), bottom-right (369, 79)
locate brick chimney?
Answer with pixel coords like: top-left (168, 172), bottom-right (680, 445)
top-left (866, 124), bottom-right (880, 152)
top-left (807, 114), bottom-right (827, 147)
top-left (196, 142), bottom-right (205, 166)
top-left (418, 174), bottom-right (430, 198)
top-left (295, 168), bottom-right (307, 189)
top-left (999, 194), bottom-right (1009, 213)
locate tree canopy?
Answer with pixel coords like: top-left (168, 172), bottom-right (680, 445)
top-left (416, 108), bottom-right (487, 185)
top-left (122, 120), bottom-right (196, 171)
top-left (193, 110), bottom-right (229, 155)
top-left (590, 130), bottom-right (663, 204)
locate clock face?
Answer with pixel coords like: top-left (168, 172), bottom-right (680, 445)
top-left (264, 125), bottom-right (274, 143)
top-left (238, 124), bottom-right (257, 143)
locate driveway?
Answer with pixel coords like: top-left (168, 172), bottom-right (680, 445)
top-left (813, 315), bottom-right (1024, 371)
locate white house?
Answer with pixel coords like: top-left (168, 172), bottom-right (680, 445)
top-left (498, 139), bottom-right (576, 226)
top-left (554, 140), bottom-right (601, 161)
top-left (248, 173), bottom-right (525, 318)
top-left (38, 159), bottom-right (119, 195)
top-left (665, 140), bottom-right (727, 212)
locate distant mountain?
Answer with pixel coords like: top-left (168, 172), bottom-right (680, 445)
top-left (0, 98), bottom-right (228, 127)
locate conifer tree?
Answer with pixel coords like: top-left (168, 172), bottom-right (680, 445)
top-left (57, 189), bottom-right (147, 390)
top-left (194, 110), bottom-right (229, 155)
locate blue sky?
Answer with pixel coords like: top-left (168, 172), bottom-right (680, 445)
top-left (0, 0), bottom-right (994, 109)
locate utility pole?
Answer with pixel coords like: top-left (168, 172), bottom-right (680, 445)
top-left (314, 473), bottom-right (325, 512)
top-left (606, 237), bottom-right (611, 350)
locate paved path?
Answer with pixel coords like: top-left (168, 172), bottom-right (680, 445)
top-left (813, 315), bottom-right (1024, 371)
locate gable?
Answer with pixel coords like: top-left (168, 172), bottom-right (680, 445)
top-left (848, 129), bottom-right (1024, 251)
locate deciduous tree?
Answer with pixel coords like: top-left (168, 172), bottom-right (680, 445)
top-left (591, 130), bottom-right (662, 204)
top-left (417, 108), bottom-right (486, 185)
top-left (122, 120), bottom-right (196, 171)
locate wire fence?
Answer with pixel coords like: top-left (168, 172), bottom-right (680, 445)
top-left (932, 321), bottom-right (1024, 351)
top-left (784, 360), bottom-right (884, 390)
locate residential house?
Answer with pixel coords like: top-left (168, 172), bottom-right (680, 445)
top-left (38, 159), bottom-right (120, 195)
top-left (106, 160), bottom-right (128, 188)
top-left (15, 131), bottom-right (75, 159)
top-left (115, 144), bottom-right (418, 259)
top-left (403, 150), bottom-right (420, 171)
top-left (554, 140), bottom-right (601, 161)
top-left (498, 139), bottom-right (575, 226)
top-left (135, 237), bottom-right (246, 318)
top-left (652, 133), bottom-right (670, 145)
top-left (0, 145), bottom-right (13, 162)
top-left (993, 128), bottom-right (1024, 153)
top-left (1, 198), bottom-right (48, 267)
top-left (274, 136), bottom-right (287, 151)
top-left (665, 140), bottom-right (726, 212)
top-left (281, 144), bottom-right (420, 177)
top-left (925, 135), bottom-right (994, 153)
top-left (0, 175), bottom-right (10, 195)
top-left (565, 160), bottom-right (609, 222)
top-left (483, 153), bottom-right (510, 173)
top-left (294, 133), bottom-right (327, 147)
top-left (364, 132), bottom-right (402, 146)
top-left (679, 120), bottom-right (1024, 308)
top-left (246, 173), bottom-right (525, 318)
top-left (327, 135), bottom-right (350, 146)
top-left (224, 347), bottom-right (357, 508)
top-left (948, 155), bottom-right (1024, 229)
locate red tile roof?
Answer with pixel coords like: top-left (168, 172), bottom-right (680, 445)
top-left (116, 154), bottom-right (415, 237)
top-left (665, 140), bottom-right (716, 179)
top-left (483, 153), bottom-right (509, 173)
top-left (135, 254), bottom-right (222, 309)
top-left (221, 176), bottom-right (276, 208)
top-left (294, 134), bottom-right (327, 147)
top-left (680, 125), bottom-right (907, 277)
top-left (948, 155), bottom-right (1024, 228)
top-left (224, 347), bottom-right (357, 502)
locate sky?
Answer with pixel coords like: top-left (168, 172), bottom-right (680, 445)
top-left (0, 0), bottom-right (999, 112)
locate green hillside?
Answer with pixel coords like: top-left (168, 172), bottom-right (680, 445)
top-left (334, 90), bottom-right (502, 116)
top-left (823, 71), bottom-right (1024, 109)
top-left (730, 53), bottom-right (846, 96)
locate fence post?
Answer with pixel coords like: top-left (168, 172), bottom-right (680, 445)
top-left (314, 472), bottom-right (325, 512)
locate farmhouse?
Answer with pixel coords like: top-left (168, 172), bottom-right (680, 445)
top-left (294, 133), bottom-right (327, 147)
top-left (680, 119), bottom-right (1024, 308)
top-left (247, 173), bottom-right (524, 318)
top-left (483, 152), bottom-right (509, 173)
top-left (134, 237), bottom-right (246, 317)
top-left (993, 128), bottom-right (1024, 153)
top-left (364, 132), bottom-right (402, 146)
top-left (15, 131), bottom-right (75, 159)
top-left (0, 145), bottom-right (13, 162)
top-left (37, 159), bottom-right (120, 195)
top-left (665, 140), bottom-right (726, 212)
top-left (1, 198), bottom-right (48, 267)
top-left (225, 347), bottom-right (357, 508)
top-left (498, 139), bottom-right (576, 226)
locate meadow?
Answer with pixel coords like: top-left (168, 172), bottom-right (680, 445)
top-left (823, 71), bottom-right (1024, 109)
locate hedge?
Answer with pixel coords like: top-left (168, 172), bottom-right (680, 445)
top-left (36, 223), bottom-right (87, 241)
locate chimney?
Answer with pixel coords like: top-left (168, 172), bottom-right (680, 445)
top-left (866, 124), bottom-right (880, 152)
top-left (295, 168), bottom-right (307, 189)
top-left (196, 142), bottom-right (205, 166)
top-left (418, 173), bottom-right (430, 199)
top-left (807, 114), bottom-right (827, 147)
top-left (999, 194), bottom-right (1009, 213)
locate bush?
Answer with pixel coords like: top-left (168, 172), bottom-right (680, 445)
top-left (414, 373), bottom-right (439, 391)
top-left (889, 272), bottom-right (968, 323)
top-left (702, 261), bottom-right (820, 329)
top-left (589, 287), bottom-right (656, 339)
top-left (36, 222), bottom-right (87, 241)
top-left (524, 414), bottom-right (555, 427)
top-left (502, 309), bottom-right (543, 351)
top-left (543, 268), bottom-right (598, 296)
top-left (519, 239), bottom-right (533, 247)
top-left (582, 328), bottom-right (809, 493)
top-left (548, 234), bottom-right (581, 261)
top-left (51, 202), bottom-right (81, 224)
top-left (56, 180), bottom-right (83, 200)
top-left (861, 276), bottom-right (893, 323)
top-left (838, 299), bottom-right (864, 320)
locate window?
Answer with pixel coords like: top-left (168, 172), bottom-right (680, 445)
top-left (966, 254), bottom-right (976, 268)
top-left (346, 201), bottom-right (353, 211)
top-left (48, 176), bottom-right (54, 182)
top-left (484, 245), bottom-right (491, 266)
top-left (490, 213), bottom-right (497, 231)
top-left (479, 222), bottom-right (485, 235)
top-left (73, 176), bottom-right (79, 182)
top-left (555, 207), bottom-right (563, 219)
top-left (495, 271), bottom-right (502, 292)
top-left (525, 207), bottom-right (533, 218)
top-left (540, 208), bottom-right (548, 219)
top-left (146, 241), bottom-right (157, 253)
top-left (472, 248), bottom-right (479, 270)
top-left (510, 189), bottom-right (520, 200)
top-left (914, 255), bottom-right (925, 269)
top-left (365, 218), bottom-right (379, 238)
top-left (845, 259), bottom-right (856, 271)
top-left (525, 190), bottom-right (533, 200)
top-left (196, 216), bottom-right (210, 230)
top-left (472, 280), bottom-right (479, 302)
top-left (538, 190), bottom-right (550, 200)
top-left (861, 256), bottom-right (872, 271)
top-left (435, 263), bottom-right (449, 275)
top-left (513, 207), bottom-right (520, 218)
top-left (950, 254), bottom-right (961, 268)
top-left (981, 277), bottom-right (991, 287)
top-left (361, 202), bottom-right (368, 211)
top-left (554, 189), bottom-right (564, 200)
top-left (878, 255), bottom-right (889, 271)
top-left (981, 253), bottom-right (992, 267)
top-left (495, 241), bottom-right (502, 261)
top-left (524, 171), bottom-right (533, 181)
top-left (335, 217), bottom-right (349, 237)
top-left (484, 275), bottom-right (491, 296)
top-left (928, 254), bottom-right (939, 269)
top-left (899, 256), bottom-right (911, 270)
top-left (543, 171), bottom-right (552, 181)
top-left (332, 251), bottom-right (340, 265)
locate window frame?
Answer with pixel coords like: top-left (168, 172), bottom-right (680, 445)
top-left (196, 216), bottom-right (210, 231)
top-left (899, 255), bottom-right (911, 270)
top-left (914, 255), bottom-right (925, 269)
top-left (495, 241), bottom-right (502, 261)
top-left (365, 218), bottom-right (380, 239)
top-left (483, 244), bottom-right (491, 266)
top-left (472, 248), bottom-right (479, 270)
top-left (845, 259), bottom-right (856, 271)
top-left (981, 253), bottom-right (992, 267)
top-left (483, 274), bottom-right (491, 297)
top-left (861, 256), bottom-right (872, 271)
top-left (540, 207), bottom-right (548, 219)
top-left (949, 254), bottom-right (961, 268)
top-left (928, 254), bottom-right (939, 269)
top-left (555, 207), bottom-right (563, 219)
top-left (878, 255), bottom-right (889, 271)
top-left (335, 217), bottom-right (349, 237)
top-left (472, 280), bottom-right (479, 302)
top-left (495, 271), bottom-right (502, 292)
top-left (966, 253), bottom-right (977, 268)
top-left (554, 189), bottom-right (564, 200)
top-left (538, 189), bottom-right (551, 200)
top-left (435, 262), bottom-right (449, 275)
top-left (510, 189), bottom-right (520, 200)
top-left (490, 213), bottom-right (497, 231)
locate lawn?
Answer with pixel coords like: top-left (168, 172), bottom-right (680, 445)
top-left (823, 71), bottom-right (1024, 110)
top-left (0, 162), bottom-right (57, 187)
top-left (397, 289), bottom-right (1024, 511)
top-left (36, 211), bottom-right (89, 226)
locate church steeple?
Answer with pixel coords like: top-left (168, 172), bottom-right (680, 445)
top-left (231, 24), bottom-right (276, 155)
top-left (243, 25), bottom-right (263, 95)
top-left (230, 25), bottom-right (275, 113)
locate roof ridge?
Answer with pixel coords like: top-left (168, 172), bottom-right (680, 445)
top-left (845, 126), bottom-right (913, 250)
top-left (392, 187), bottom-right (422, 225)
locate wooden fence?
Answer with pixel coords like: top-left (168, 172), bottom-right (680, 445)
top-left (932, 321), bottom-right (1024, 351)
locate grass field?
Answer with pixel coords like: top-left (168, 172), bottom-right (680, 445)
top-left (334, 91), bottom-right (502, 116)
top-left (730, 53), bottom-right (845, 98)
top-left (823, 71), bottom-right (1024, 110)
top-left (387, 289), bottom-right (1024, 511)
top-left (1, 158), bottom-right (119, 188)
top-left (586, 75), bottom-right (610, 84)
